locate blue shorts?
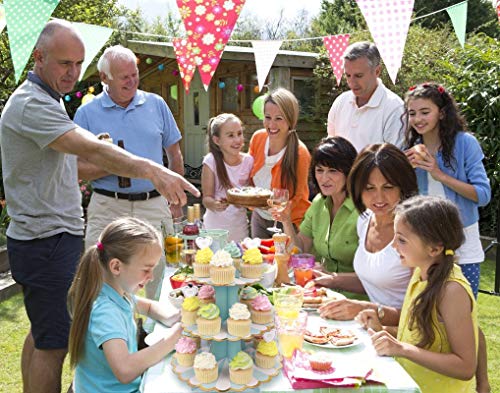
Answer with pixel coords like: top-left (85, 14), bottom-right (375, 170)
top-left (460, 263), bottom-right (481, 299)
top-left (8, 232), bottom-right (83, 350)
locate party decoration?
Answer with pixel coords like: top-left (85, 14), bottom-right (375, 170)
top-left (172, 69), bottom-right (179, 76)
top-left (0, 5), bottom-right (6, 33)
top-left (158, 63), bottom-right (165, 71)
top-left (446, 1), bottom-right (468, 48)
top-left (236, 83), bottom-right (244, 92)
top-left (251, 40), bottom-right (282, 92)
top-left (146, 57), bottom-right (153, 64)
top-left (64, 95), bottom-right (71, 102)
top-left (72, 22), bottom-right (113, 80)
top-left (323, 34), bottom-right (350, 86)
top-left (170, 85), bottom-right (178, 100)
top-left (176, 0), bottom-right (246, 90)
top-left (251, 96), bottom-right (266, 120)
top-left (497, 0), bottom-right (500, 23)
top-left (253, 85), bottom-right (260, 94)
top-left (218, 81), bottom-right (226, 89)
top-left (4, 0), bottom-right (60, 82)
top-left (75, 91), bottom-right (83, 98)
top-left (172, 37), bottom-right (197, 94)
top-left (356, 0), bottom-right (414, 84)
top-left (81, 92), bottom-right (95, 105)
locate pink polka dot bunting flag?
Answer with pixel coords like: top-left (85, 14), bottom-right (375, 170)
top-left (173, 37), bottom-right (197, 94)
top-left (322, 34), bottom-right (350, 86)
top-left (176, 0), bottom-right (246, 91)
top-left (355, 0), bottom-right (415, 84)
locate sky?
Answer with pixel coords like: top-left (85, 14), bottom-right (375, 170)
top-left (118, 0), bottom-right (324, 23)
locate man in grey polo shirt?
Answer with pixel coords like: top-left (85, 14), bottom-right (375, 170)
top-left (0, 20), bottom-right (198, 393)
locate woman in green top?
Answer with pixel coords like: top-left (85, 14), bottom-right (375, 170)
top-left (272, 136), bottom-right (359, 273)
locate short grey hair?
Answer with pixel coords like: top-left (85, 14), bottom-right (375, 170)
top-left (97, 45), bottom-right (138, 80)
top-left (36, 20), bottom-right (82, 53)
top-left (343, 41), bottom-right (381, 69)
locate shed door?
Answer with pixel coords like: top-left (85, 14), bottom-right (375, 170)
top-left (183, 72), bottom-right (209, 168)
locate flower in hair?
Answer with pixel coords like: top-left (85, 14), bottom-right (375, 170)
top-left (96, 241), bottom-right (104, 251)
top-left (437, 85), bottom-right (445, 94)
top-left (408, 85), bottom-right (416, 91)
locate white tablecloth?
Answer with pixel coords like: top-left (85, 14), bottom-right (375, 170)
top-left (141, 268), bottom-right (421, 393)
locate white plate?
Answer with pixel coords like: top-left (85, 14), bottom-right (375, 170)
top-left (302, 289), bottom-right (346, 311)
top-left (305, 337), bottom-right (361, 349)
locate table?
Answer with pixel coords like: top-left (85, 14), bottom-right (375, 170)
top-left (141, 268), bottom-right (421, 393)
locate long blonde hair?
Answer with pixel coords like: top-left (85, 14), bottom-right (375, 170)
top-left (67, 217), bottom-right (161, 368)
top-left (264, 88), bottom-right (300, 197)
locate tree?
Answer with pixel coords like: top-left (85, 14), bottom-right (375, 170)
top-left (314, 0), bottom-right (366, 36)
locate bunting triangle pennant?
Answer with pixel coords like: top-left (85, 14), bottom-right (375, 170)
top-left (322, 34), bottom-right (350, 86)
top-left (356, 0), bottom-right (414, 84)
top-left (4, 0), bottom-right (60, 82)
top-left (73, 22), bottom-right (113, 80)
top-left (251, 40), bottom-right (282, 92)
top-left (173, 37), bottom-right (197, 94)
top-left (176, 0), bottom-right (246, 91)
top-left (446, 1), bottom-right (467, 48)
top-left (497, 0), bottom-right (500, 23)
top-left (0, 5), bottom-right (6, 33)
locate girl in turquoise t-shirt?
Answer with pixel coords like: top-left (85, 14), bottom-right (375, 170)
top-left (68, 217), bottom-right (181, 392)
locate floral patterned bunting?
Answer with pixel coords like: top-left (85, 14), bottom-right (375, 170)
top-left (322, 34), bottom-right (350, 86)
top-left (176, 0), bottom-right (246, 90)
top-left (173, 37), bottom-right (197, 94)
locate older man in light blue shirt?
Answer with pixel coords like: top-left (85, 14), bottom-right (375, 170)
top-left (75, 45), bottom-right (184, 299)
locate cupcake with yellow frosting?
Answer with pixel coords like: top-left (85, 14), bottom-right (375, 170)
top-left (194, 247), bottom-right (213, 278)
top-left (229, 351), bottom-right (254, 385)
top-left (194, 352), bottom-right (218, 383)
top-left (241, 247), bottom-right (264, 279)
top-left (181, 296), bottom-right (201, 327)
top-left (227, 303), bottom-right (251, 338)
top-left (255, 340), bottom-right (279, 369)
top-left (209, 250), bottom-right (235, 285)
top-left (196, 303), bottom-right (222, 336)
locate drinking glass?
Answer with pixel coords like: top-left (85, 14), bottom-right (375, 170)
top-left (290, 254), bottom-right (315, 287)
top-left (267, 188), bottom-right (289, 233)
top-left (273, 287), bottom-right (304, 319)
top-left (162, 217), bottom-right (185, 266)
top-left (276, 311), bottom-right (308, 358)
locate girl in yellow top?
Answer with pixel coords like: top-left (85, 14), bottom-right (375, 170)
top-left (249, 88), bottom-right (311, 238)
top-left (359, 196), bottom-right (477, 393)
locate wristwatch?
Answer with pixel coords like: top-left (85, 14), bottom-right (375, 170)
top-left (376, 304), bottom-right (385, 320)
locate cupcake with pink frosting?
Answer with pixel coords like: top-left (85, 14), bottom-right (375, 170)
top-left (250, 295), bottom-right (273, 324)
top-left (174, 336), bottom-right (197, 367)
top-left (197, 285), bottom-right (216, 304)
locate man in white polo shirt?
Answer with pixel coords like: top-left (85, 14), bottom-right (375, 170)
top-left (327, 41), bottom-right (404, 152)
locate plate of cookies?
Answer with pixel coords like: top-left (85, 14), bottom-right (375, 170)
top-left (304, 326), bottom-right (360, 349)
top-left (302, 287), bottom-right (346, 311)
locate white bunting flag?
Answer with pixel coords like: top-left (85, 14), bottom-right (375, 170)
top-left (251, 40), bottom-right (283, 92)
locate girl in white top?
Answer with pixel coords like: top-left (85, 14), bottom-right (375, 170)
top-left (315, 144), bottom-right (417, 325)
top-left (202, 114), bottom-right (254, 242)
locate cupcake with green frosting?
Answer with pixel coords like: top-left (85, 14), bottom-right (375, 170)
top-left (255, 340), bottom-right (279, 369)
top-left (224, 241), bottom-right (243, 270)
top-left (239, 286), bottom-right (259, 308)
top-left (196, 303), bottom-right (221, 336)
top-left (229, 351), bottom-right (254, 385)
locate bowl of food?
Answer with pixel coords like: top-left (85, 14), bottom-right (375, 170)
top-left (168, 288), bottom-right (185, 308)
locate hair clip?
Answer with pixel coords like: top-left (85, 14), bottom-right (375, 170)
top-left (444, 249), bottom-right (454, 256)
top-left (437, 85), bottom-right (445, 94)
top-left (408, 85), bottom-right (416, 91)
top-left (96, 241), bottom-right (104, 251)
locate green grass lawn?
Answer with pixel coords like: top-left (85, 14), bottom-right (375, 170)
top-left (1, 259), bottom-right (499, 392)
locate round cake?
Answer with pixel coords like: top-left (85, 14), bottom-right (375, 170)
top-left (226, 187), bottom-right (272, 208)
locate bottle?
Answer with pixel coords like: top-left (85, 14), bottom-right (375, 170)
top-left (193, 203), bottom-right (202, 229)
top-left (117, 140), bottom-right (131, 188)
top-left (183, 206), bottom-right (199, 249)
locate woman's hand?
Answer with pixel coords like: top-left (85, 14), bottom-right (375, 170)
top-left (269, 203), bottom-right (292, 223)
top-left (406, 145), bottom-right (444, 181)
top-left (207, 198), bottom-right (229, 212)
top-left (318, 299), bottom-right (367, 321)
top-left (312, 269), bottom-right (337, 288)
top-left (368, 328), bottom-right (405, 357)
top-left (355, 309), bottom-right (382, 332)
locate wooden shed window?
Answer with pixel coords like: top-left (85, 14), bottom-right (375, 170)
top-left (292, 77), bottom-right (315, 118)
top-left (220, 77), bottom-right (238, 112)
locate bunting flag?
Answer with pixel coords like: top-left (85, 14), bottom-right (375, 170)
top-left (73, 22), bottom-right (113, 80)
top-left (323, 34), bottom-right (350, 86)
top-left (446, 2), bottom-right (468, 48)
top-left (497, 0), bottom-right (500, 23)
top-left (4, 0), bottom-right (60, 82)
top-left (0, 5), bottom-right (6, 33)
top-left (176, 0), bottom-right (246, 90)
top-left (251, 40), bottom-right (282, 92)
top-left (173, 37), bottom-right (197, 94)
top-left (356, 0), bottom-right (414, 84)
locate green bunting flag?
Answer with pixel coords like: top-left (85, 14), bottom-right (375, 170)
top-left (73, 22), bottom-right (113, 80)
top-left (0, 5), bottom-right (6, 33)
top-left (446, 1), bottom-right (468, 48)
top-left (4, 0), bottom-right (60, 82)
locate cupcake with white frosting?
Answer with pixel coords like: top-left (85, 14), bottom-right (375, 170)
top-left (209, 250), bottom-right (235, 285)
top-left (227, 303), bottom-right (251, 338)
top-left (194, 352), bottom-right (218, 383)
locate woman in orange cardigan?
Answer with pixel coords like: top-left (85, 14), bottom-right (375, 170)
top-left (249, 88), bottom-right (311, 238)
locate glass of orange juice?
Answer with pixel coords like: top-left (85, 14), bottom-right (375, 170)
top-left (276, 311), bottom-right (308, 358)
top-left (162, 219), bottom-right (183, 265)
top-left (290, 253), bottom-right (315, 287)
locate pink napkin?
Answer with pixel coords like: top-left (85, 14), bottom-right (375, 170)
top-left (283, 350), bottom-right (376, 389)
